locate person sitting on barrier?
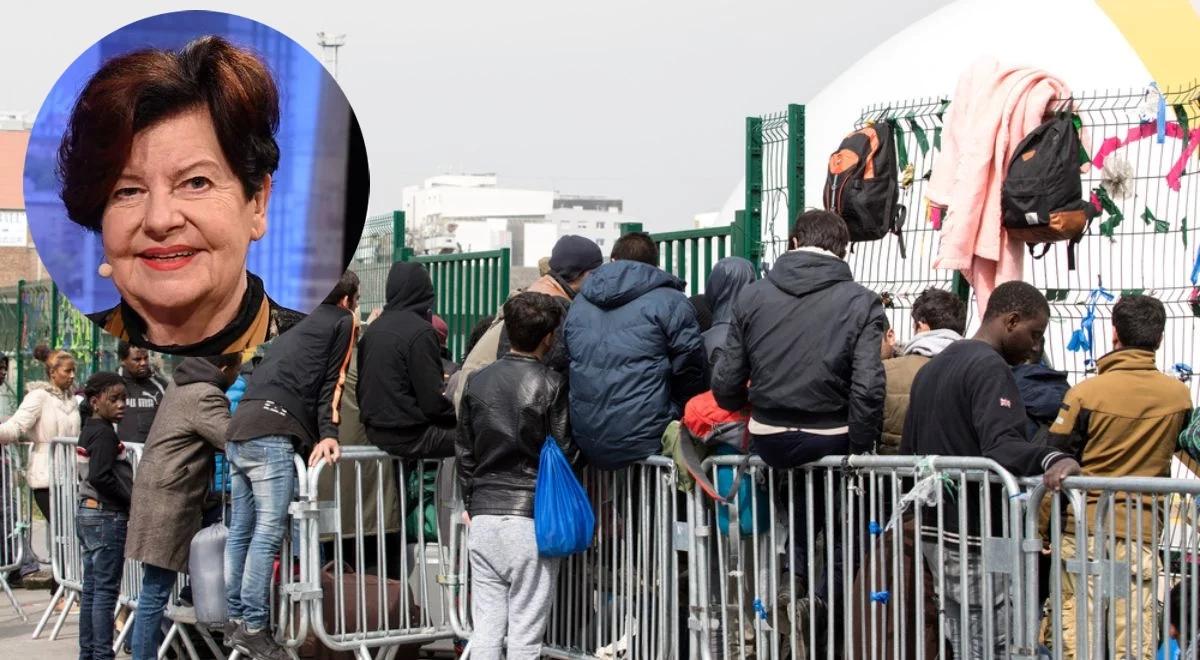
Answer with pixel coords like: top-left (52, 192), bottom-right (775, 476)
top-left (223, 269), bottom-right (358, 660)
top-left (900, 280), bottom-right (1081, 660)
top-left (75, 371), bottom-right (131, 660)
top-left (357, 262), bottom-right (458, 458)
top-left (453, 235), bottom-right (604, 409)
top-left (701, 256), bottom-right (756, 367)
top-left (1043, 294), bottom-right (1194, 660)
top-left (564, 231), bottom-right (707, 470)
top-left (116, 342), bottom-right (168, 446)
top-left (881, 288), bottom-right (966, 454)
top-left (710, 209), bottom-right (884, 653)
top-left (456, 291), bottom-right (579, 660)
top-left (124, 354), bottom-right (242, 660)
top-left (0, 345), bottom-right (80, 600)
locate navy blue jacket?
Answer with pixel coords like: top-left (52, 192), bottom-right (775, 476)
top-left (1012, 362), bottom-right (1070, 440)
top-left (564, 260), bottom-right (707, 469)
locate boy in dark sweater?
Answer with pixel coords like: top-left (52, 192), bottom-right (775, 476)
top-left (901, 281), bottom-right (1080, 659)
top-left (456, 292), bottom-right (579, 659)
top-left (76, 371), bottom-right (131, 660)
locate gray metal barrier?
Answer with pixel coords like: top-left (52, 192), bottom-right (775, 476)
top-left (31, 436), bottom-right (84, 640)
top-left (1, 443), bottom-right (30, 620)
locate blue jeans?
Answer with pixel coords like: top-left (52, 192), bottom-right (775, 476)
top-left (77, 507), bottom-right (128, 660)
top-left (132, 563), bottom-right (176, 660)
top-left (224, 436), bottom-right (296, 631)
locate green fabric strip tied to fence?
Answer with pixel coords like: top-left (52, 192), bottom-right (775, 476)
top-left (1142, 206), bottom-right (1171, 233)
top-left (1095, 186), bottom-right (1124, 238)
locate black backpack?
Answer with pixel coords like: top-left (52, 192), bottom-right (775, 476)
top-left (1002, 114), bottom-right (1093, 269)
top-left (823, 121), bottom-right (907, 257)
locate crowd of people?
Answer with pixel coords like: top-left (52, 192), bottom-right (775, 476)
top-left (2, 209), bottom-right (1198, 660)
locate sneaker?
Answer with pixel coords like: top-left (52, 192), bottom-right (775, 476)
top-left (236, 627), bottom-right (290, 660)
top-left (223, 620), bottom-right (244, 649)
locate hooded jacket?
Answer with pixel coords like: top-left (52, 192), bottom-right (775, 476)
top-left (357, 262), bottom-right (456, 450)
top-left (117, 367), bottom-right (167, 445)
top-left (1012, 361), bottom-right (1070, 440)
top-left (0, 381), bottom-right (80, 489)
top-left (881, 329), bottom-right (963, 452)
top-left (711, 250), bottom-right (886, 454)
top-left (231, 301), bottom-right (355, 452)
top-left (702, 257), bottom-right (756, 365)
top-left (126, 358), bottom-right (232, 572)
top-left (564, 260), bottom-right (707, 470)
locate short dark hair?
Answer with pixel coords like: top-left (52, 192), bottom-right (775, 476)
top-left (58, 36), bottom-right (280, 231)
top-left (1112, 294), bottom-right (1165, 350)
top-left (117, 341), bottom-right (131, 361)
top-left (503, 292), bottom-right (563, 352)
top-left (790, 209), bottom-right (850, 259)
top-left (202, 353), bottom-right (243, 370)
top-left (80, 371), bottom-right (125, 418)
top-left (611, 232), bottom-right (658, 266)
top-left (912, 288), bottom-right (967, 335)
top-left (323, 269), bottom-right (361, 306)
top-left (880, 312), bottom-right (891, 333)
top-left (982, 281), bottom-right (1049, 322)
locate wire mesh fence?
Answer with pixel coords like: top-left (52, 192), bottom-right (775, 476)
top-left (836, 85), bottom-right (1200, 402)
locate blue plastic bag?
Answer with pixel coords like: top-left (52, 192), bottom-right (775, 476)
top-left (534, 436), bottom-right (595, 557)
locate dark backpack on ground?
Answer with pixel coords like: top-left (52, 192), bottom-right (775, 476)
top-left (823, 121), bottom-right (907, 257)
top-left (1002, 114), bottom-right (1093, 269)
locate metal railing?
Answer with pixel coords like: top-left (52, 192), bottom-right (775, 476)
top-left (411, 250), bottom-right (511, 362)
top-left (0, 444), bottom-right (29, 621)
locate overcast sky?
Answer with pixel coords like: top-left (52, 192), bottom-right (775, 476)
top-left (2, 0), bottom-right (950, 230)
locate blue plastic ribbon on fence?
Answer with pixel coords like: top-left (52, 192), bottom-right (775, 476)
top-left (868, 521), bottom-right (883, 536)
top-left (753, 598), bottom-right (769, 620)
top-left (1068, 286), bottom-right (1114, 371)
top-left (1154, 82), bottom-right (1167, 144)
top-left (1174, 363), bottom-right (1193, 381)
top-left (1191, 246), bottom-right (1200, 286)
top-left (871, 591), bottom-right (891, 605)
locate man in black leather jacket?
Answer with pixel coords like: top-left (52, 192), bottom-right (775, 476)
top-left (455, 291), bottom-right (580, 658)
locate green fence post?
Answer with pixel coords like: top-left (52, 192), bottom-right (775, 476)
top-left (15, 280), bottom-right (23, 405)
top-left (744, 117), bottom-right (764, 272)
top-left (50, 281), bottom-right (59, 350)
top-left (498, 247), bottom-right (511, 308)
top-left (619, 222), bottom-right (644, 235)
top-left (787, 103), bottom-right (805, 224)
top-left (393, 210), bottom-right (413, 262)
top-left (951, 272), bottom-right (971, 305)
top-left (91, 322), bottom-right (100, 373)
top-left (733, 211), bottom-right (746, 261)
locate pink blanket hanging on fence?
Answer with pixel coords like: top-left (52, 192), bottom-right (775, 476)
top-left (926, 58), bottom-right (1074, 315)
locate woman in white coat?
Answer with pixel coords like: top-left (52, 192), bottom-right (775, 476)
top-left (0, 346), bottom-right (79, 595)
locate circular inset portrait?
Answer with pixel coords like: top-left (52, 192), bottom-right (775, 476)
top-left (24, 10), bottom-right (369, 356)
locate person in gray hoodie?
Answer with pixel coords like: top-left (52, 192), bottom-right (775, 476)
top-left (701, 257), bottom-right (757, 367)
top-left (880, 288), bottom-right (966, 453)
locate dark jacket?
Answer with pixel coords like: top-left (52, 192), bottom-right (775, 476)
top-left (456, 353), bottom-right (578, 517)
top-left (77, 417), bottom-right (134, 511)
top-left (357, 262), bottom-right (456, 451)
top-left (702, 257), bottom-right (756, 365)
top-left (1012, 362), bottom-right (1070, 441)
top-left (125, 358), bottom-right (231, 572)
top-left (117, 369), bottom-right (166, 445)
top-left (711, 250), bottom-right (886, 453)
top-left (234, 302), bottom-right (355, 451)
top-left (564, 260), bottom-right (707, 470)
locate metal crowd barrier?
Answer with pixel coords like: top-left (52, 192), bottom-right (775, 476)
top-left (690, 454), bottom-right (1031, 660)
top-left (1, 443), bottom-right (29, 620)
top-left (298, 446), bottom-right (456, 658)
top-left (448, 455), bottom-right (683, 659)
top-left (1025, 475), bottom-right (1200, 660)
top-left (32, 436), bottom-right (84, 640)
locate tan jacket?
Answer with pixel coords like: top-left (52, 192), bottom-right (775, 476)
top-left (1049, 348), bottom-right (1193, 538)
top-left (0, 382), bottom-right (80, 489)
top-left (881, 355), bottom-right (929, 453)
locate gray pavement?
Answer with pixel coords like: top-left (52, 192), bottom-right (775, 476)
top-left (0, 519), bottom-right (82, 659)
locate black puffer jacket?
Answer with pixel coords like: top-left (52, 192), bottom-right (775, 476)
top-left (357, 263), bottom-right (456, 450)
top-left (711, 250), bottom-right (886, 453)
top-left (456, 353), bottom-right (578, 517)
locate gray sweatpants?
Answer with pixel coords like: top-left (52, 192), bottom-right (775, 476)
top-left (468, 515), bottom-right (560, 660)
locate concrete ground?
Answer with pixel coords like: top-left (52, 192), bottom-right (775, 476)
top-left (0, 519), bottom-right (81, 660)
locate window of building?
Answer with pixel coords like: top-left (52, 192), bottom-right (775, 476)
top-left (596, 221), bottom-right (606, 229)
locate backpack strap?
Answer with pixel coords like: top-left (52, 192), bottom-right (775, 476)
top-left (892, 204), bottom-right (908, 259)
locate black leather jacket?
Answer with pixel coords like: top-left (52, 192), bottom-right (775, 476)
top-left (456, 353), bottom-right (579, 517)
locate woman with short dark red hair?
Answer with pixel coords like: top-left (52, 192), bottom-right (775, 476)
top-left (59, 36), bottom-right (302, 356)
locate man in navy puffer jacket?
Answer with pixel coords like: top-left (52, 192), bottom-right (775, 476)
top-left (564, 232), bottom-right (708, 470)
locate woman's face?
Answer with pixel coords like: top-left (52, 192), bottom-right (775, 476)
top-left (102, 107), bottom-right (270, 320)
top-left (51, 360), bottom-right (76, 391)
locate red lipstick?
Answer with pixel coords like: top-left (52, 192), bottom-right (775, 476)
top-left (138, 245), bottom-right (199, 272)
